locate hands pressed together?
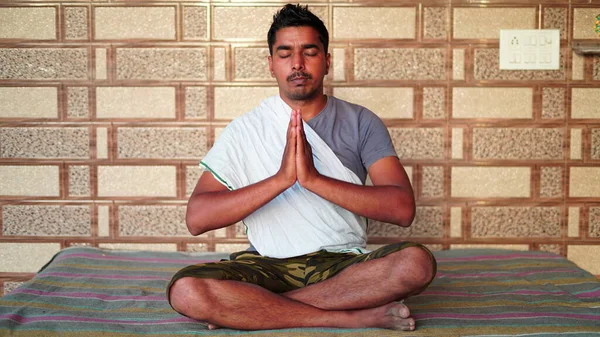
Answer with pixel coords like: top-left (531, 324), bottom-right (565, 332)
top-left (277, 109), bottom-right (321, 190)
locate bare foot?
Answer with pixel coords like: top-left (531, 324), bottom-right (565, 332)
top-left (378, 302), bottom-right (415, 331)
top-left (207, 323), bottom-right (220, 330)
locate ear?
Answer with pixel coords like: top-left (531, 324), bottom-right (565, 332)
top-left (268, 55), bottom-right (274, 77)
top-left (324, 52), bottom-right (331, 75)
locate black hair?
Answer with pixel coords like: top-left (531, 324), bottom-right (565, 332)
top-left (267, 4), bottom-right (329, 56)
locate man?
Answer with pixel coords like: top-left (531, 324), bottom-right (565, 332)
top-left (168, 4), bottom-right (436, 331)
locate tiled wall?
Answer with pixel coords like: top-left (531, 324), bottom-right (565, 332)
top-left (1, 0), bottom-right (600, 294)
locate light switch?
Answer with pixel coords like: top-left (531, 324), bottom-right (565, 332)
top-left (499, 29), bottom-right (560, 70)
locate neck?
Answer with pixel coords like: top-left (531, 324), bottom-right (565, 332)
top-left (280, 93), bottom-right (328, 121)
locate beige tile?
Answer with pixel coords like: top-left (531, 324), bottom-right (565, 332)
top-left (568, 207), bottom-right (580, 237)
top-left (116, 48), bottom-right (207, 80)
top-left (234, 48), bottom-right (271, 80)
top-left (540, 166), bottom-right (563, 198)
top-left (590, 207), bottom-right (600, 238)
top-left (117, 127), bottom-right (207, 159)
top-left (573, 8), bottom-right (600, 39)
top-left (451, 244), bottom-right (529, 251)
top-left (95, 48), bottom-right (107, 80)
top-left (538, 244), bottom-right (561, 255)
top-left (0, 165), bottom-right (59, 197)
top-left (572, 52), bottom-right (584, 81)
top-left (421, 166), bottom-right (444, 198)
top-left (367, 207), bottom-right (444, 238)
top-left (567, 245), bottom-right (600, 275)
top-left (0, 48), bottom-right (87, 80)
top-left (388, 128), bottom-right (444, 160)
top-left (472, 128), bottom-right (563, 160)
top-left (333, 7), bottom-right (415, 39)
top-left (453, 49), bottom-right (465, 80)
top-left (569, 167), bottom-right (600, 197)
top-left (0, 243), bottom-right (61, 273)
top-left (404, 166), bottom-right (413, 186)
top-left (471, 207), bottom-right (561, 238)
top-left (354, 48), bottom-right (446, 80)
top-left (474, 49), bottom-right (565, 81)
top-left (2, 205), bottom-right (91, 236)
top-left (186, 165), bottom-right (204, 197)
top-left (593, 129), bottom-right (600, 160)
top-left (186, 243), bottom-right (208, 252)
top-left (423, 87), bottom-right (445, 120)
top-left (452, 87), bottom-right (532, 119)
top-left (214, 87), bottom-right (278, 119)
top-left (118, 205), bottom-right (189, 237)
top-left (97, 166), bottom-right (177, 197)
top-left (183, 6), bottom-right (207, 40)
top-left (65, 7), bottom-right (88, 40)
top-left (333, 87), bottom-right (413, 119)
top-left (214, 127), bottom-right (225, 141)
top-left (423, 7), bottom-right (448, 40)
top-left (543, 7), bottom-right (567, 40)
top-left (0, 87), bottom-right (57, 118)
top-left (542, 87), bottom-right (565, 119)
top-left (0, 127), bottom-right (89, 159)
top-left (450, 207), bottom-right (462, 238)
top-left (97, 205), bottom-right (110, 237)
top-left (235, 222), bottom-right (247, 238)
top-left (215, 243), bottom-right (250, 253)
top-left (0, 7), bottom-right (56, 40)
top-left (3, 282), bottom-right (25, 296)
top-left (96, 87), bottom-right (175, 119)
top-left (213, 48), bottom-right (226, 81)
top-left (94, 7), bottom-right (175, 40)
top-left (96, 127), bottom-right (108, 159)
top-left (453, 8), bottom-right (535, 39)
top-left (213, 6), bottom-right (281, 40)
top-left (67, 87), bottom-right (89, 118)
top-left (333, 48), bottom-right (345, 81)
top-left (68, 165), bottom-right (90, 196)
top-left (571, 88), bottom-right (600, 119)
top-left (452, 128), bottom-right (463, 159)
top-left (98, 243), bottom-right (177, 252)
top-left (185, 87), bottom-right (207, 119)
top-left (570, 128), bottom-right (582, 160)
top-left (451, 166), bottom-right (530, 198)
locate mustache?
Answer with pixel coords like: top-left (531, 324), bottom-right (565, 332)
top-left (287, 72), bottom-right (312, 81)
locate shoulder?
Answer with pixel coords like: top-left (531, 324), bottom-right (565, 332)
top-left (329, 96), bottom-right (381, 123)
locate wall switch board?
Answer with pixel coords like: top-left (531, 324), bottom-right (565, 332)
top-left (499, 29), bottom-right (560, 70)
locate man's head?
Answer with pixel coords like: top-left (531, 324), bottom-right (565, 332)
top-left (267, 4), bottom-right (329, 56)
top-left (267, 4), bottom-right (330, 105)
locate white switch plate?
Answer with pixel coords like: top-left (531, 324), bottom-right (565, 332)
top-left (499, 29), bottom-right (560, 70)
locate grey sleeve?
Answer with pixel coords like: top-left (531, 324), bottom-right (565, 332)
top-left (359, 108), bottom-right (398, 170)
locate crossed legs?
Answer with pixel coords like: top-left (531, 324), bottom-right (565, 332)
top-left (168, 245), bottom-right (435, 331)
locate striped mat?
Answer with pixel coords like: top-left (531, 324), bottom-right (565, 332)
top-left (1, 247), bottom-right (599, 336)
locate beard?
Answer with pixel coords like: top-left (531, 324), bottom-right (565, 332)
top-left (283, 71), bottom-right (320, 101)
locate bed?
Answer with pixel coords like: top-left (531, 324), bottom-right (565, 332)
top-left (1, 246), bottom-right (599, 336)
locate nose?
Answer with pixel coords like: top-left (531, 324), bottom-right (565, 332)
top-left (292, 53), bottom-right (305, 71)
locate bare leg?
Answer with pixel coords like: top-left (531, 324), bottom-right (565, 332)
top-left (170, 277), bottom-right (415, 331)
top-left (170, 246), bottom-right (435, 331)
top-left (284, 246), bottom-right (435, 310)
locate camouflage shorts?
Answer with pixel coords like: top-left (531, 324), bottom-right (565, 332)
top-left (167, 241), bottom-right (435, 297)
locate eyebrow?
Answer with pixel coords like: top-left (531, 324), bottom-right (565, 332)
top-left (275, 44), bottom-right (320, 52)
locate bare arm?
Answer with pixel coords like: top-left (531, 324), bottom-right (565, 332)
top-left (185, 114), bottom-right (299, 236)
top-left (294, 111), bottom-right (415, 227)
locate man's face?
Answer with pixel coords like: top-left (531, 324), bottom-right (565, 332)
top-left (268, 26), bottom-right (330, 103)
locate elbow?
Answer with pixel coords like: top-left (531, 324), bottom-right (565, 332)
top-left (393, 193), bottom-right (416, 227)
top-left (185, 204), bottom-right (207, 236)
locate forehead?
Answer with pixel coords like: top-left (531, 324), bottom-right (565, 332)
top-left (273, 26), bottom-right (323, 49)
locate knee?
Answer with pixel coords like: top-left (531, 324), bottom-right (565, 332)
top-left (393, 246), bottom-right (436, 288)
top-left (169, 277), bottom-right (213, 318)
